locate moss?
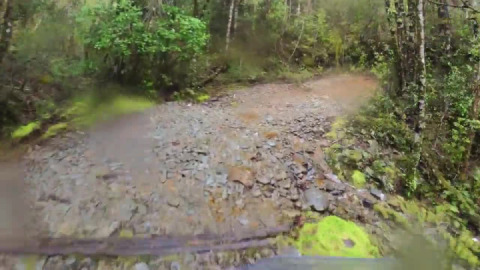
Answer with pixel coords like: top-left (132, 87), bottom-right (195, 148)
top-left (373, 203), bottom-right (390, 219)
top-left (373, 203), bottom-right (409, 228)
top-left (11, 121), bottom-right (40, 139)
top-left (195, 93), bottom-right (210, 103)
top-left (347, 149), bottom-right (363, 162)
top-left (119, 229), bottom-right (134, 238)
top-left (294, 216), bottom-right (379, 258)
top-left (42, 122), bottom-right (68, 139)
top-left (20, 255), bottom-right (43, 270)
top-left (71, 95), bottom-right (155, 127)
top-left (351, 170), bottom-right (366, 187)
top-left (326, 118), bottom-right (347, 140)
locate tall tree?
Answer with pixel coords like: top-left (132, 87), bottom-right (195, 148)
top-left (411, 0), bottom-right (427, 190)
top-left (0, 0), bottom-right (13, 64)
top-left (225, 0), bottom-right (235, 51)
top-left (437, 0), bottom-right (451, 55)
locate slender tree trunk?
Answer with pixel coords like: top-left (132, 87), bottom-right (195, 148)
top-left (233, 0), bottom-right (239, 36)
top-left (225, 0), bottom-right (235, 52)
top-left (193, 0), bottom-right (199, 17)
top-left (411, 0), bottom-right (427, 190)
top-left (0, 0), bottom-right (12, 64)
top-left (407, 0), bottom-right (418, 85)
top-left (437, 0), bottom-right (451, 55)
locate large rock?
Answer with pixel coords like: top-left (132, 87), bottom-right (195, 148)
top-left (304, 189), bottom-right (331, 212)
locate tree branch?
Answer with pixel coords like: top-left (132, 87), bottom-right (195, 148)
top-left (427, 0), bottom-right (480, 14)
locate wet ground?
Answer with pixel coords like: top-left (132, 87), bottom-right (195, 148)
top-left (0, 74), bottom-right (380, 269)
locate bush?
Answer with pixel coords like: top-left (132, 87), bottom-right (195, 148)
top-left (78, 1), bottom-right (209, 92)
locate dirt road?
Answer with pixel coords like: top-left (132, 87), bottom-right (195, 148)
top-left (1, 74), bottom-right (379, 269)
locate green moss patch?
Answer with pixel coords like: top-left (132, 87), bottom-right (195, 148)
top-left (294, 216), bottom-right (379, 258)
top-left (42, 122), bottom-right (68, 139)
top-left (326, 117), bottom-right (347, 140)
top-left (195, 93), bottom-right (210, 103)
top-left (11, 122), bottom-right (40, 139)
top-left (69, 95), bottom-right (155, 127)
top-left (351, 170), bottom-right (366, 187)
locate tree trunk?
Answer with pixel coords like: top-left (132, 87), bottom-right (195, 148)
top-left (412, 0), bottom-right (427, 190)
top-left (225, 0), bottom-right (235, 51)
top-left (437, 0), bottom-right (451, 55)
top-left (233, 0), bottom-right (239, 36)
top-left (193, 0), bottom-right (199, 17)
top-left (406, 0), bottom-right (418, 86)
top-left (0, 0), bottom-right (13, 64)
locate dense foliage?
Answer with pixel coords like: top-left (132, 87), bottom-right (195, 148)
top-left (0, 0), bottom-right (388, 134)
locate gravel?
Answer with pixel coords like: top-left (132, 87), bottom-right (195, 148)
top-left (10, 75), bottom-right (386, 269)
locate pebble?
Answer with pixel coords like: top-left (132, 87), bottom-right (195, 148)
top-left (238, 216), bottom-right (249, 226)
top-left (134, 262), bottom-right (150, 270)
top-left (266, 141), bottom-right (276, 147)
top-left (167, 197), bottom-right (181, 208)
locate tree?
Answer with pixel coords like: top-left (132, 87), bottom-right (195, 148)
top-left (225, 0), bottom-right (236, 51)
top-left (0, 0), bottom-right (13, 63)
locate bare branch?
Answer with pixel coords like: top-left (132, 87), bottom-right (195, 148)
top-left (427, 0), bottom-right (480, 14)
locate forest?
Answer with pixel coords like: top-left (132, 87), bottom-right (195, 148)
top-left (2, 0), bottom-right (480, 268)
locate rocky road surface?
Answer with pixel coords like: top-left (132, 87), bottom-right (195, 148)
top-left (1, 74), bottom-right (382, 269)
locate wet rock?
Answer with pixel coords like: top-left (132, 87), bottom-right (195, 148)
top-left (370, 188), bottom-right (386, 201)
top-left (324, 181), bottom-right (346, 195)
top-left (134, 262), bottom-right (150, 270)
top-left (304, 189), bottom-right (330, 212)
